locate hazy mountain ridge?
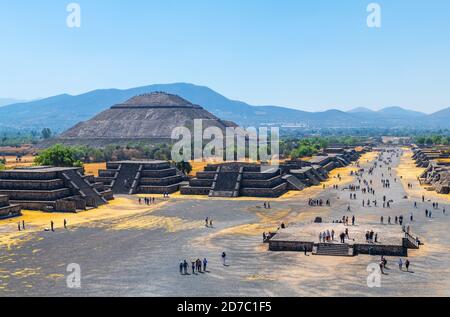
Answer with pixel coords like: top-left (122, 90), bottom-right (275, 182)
top-left (0, 83), bottom-right (448, 131)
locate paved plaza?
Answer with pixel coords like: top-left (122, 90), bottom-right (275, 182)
top-left (1, 148), bottom-right (450, 297)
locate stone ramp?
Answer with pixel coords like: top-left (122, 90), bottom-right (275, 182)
top-left (62, 169), bottom-right (107, 207)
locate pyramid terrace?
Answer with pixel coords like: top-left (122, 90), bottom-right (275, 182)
top-left (96, 160), bottom-right (184, 195)
top-left (0, 166), bottom-right (113, 212)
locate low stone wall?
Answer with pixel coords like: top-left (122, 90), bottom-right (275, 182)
top-left (0, 205), bottom-right (22, 219)
top-left (0, 195), bottom-right (9, 207)
top-left (0, 188), bottom-right (72, 201)
top-left (180, 186), bottom-right (210, 195)
top-left (0, 179), bottom-right (65, 190)
top-left (141, 168), bottom-right (177, 178)
top-left (55, 200), bottom-right (78, 213)
top-left (240, 183), bottom-right (287, 198)
top-left (242, 171), bottom-right (279, 180)
top-left (10, 200), bottom-right (55, 211)
top-left (241, 176), bottom-right (284, 189)
top-left (138, 184), bottom-right (180, 194)
top-left (139, 175), bottom-right (182, 186)
top-left (189, 179), bottom-right (214, 187)
top-left (0, 170), bottom-right (59, 180)
top-left (269, 241), bottom-right (314, 252)
top-left (354, 244), bottom-right (407, 257)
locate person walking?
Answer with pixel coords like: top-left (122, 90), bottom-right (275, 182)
top-left (405, 259), bottom-right (410, 272)
top-left (51, 221), bottom-right (54, 232)
top-left (203, 258), bottom-right (208, 272)
top-left (398, 258), bottom-right (403, 271)
top-left (179, 262), bottom-right (183, 275)
top-left (222, 252), bottom-right (227, 266)
top-left (183, 260), bottom-right (188, 275)
top-left (64, 219), bottom-right (67, 229)
top-left (22, 220), bottom-right (25, 230)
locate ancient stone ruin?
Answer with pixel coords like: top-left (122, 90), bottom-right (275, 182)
top-left (181, 148), bottom-right (362, 198)
top-left (96, 160), bottom-right (184, 195)
top-left (413, 147), bottom-right (450, 194)
top-left (42, 92), bottom-right (239, 147)
top-left (0, 166), bottom-right (113, 212)
top-left (0, 195), bottom-right (21, 219)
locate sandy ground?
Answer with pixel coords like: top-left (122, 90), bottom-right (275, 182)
top-left (3, 155), bottom-right (35, 169)
top-left (83, 162), bottom-right (106, 177)
top-left (1, 149), bottom-right (450, 297)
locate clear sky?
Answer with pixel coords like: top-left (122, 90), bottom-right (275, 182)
top-left (0, 0), bottom-right (449, 113)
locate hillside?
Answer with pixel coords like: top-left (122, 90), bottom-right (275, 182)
top-left (0, 83), bottom-right (448, 131)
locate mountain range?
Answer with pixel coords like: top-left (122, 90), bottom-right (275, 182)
top-left (0, 83), bottom-right (449, 132)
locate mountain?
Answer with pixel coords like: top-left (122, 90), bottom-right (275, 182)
top-left (0, 83), bottom-right (448, 131)
top-left (348, 107), bottom-right (375, 114)
top-left (42, 92), bottom-right (239, 147)
top-left (426, 107), bottom-right (450, 128)
top-left (0, 98), bottom-right (27, 107)
top-left (377, 106), bottom-right (426, 118)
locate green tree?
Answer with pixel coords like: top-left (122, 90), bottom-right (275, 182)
top-left (34, 144), bottom-right (83, 167)
top-left (41, 128), bottom-right (52, 139)
top-left (175, 161), bottom-right (192, 175)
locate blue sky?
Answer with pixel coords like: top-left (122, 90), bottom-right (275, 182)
top-left (0, 0), bottom-right (449, 113)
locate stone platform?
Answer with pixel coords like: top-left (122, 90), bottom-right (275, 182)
top-left (268, 222), bottom-right (420, 257)
top-left (0, 195), bottom-right (22, 219)
top-left (97, 160), bottom-right (183, 195)
top-left (0, 166), bottom-right (113, 212)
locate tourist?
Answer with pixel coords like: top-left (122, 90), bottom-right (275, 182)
top-left (405, 259), bottom-right (410, 272)
top-left (319, 232), bottom-right (322, 242)
top-left (22, 220), bottom-right (25, 230)
top-left (64, 219), bottom-right (67, 229)
top-left (51, 221), bottom-right (54, 232)
top-left (183, 260), bottom-right (188, 275)
top-left (203, 258), bottom-right (208, 272)
top-left (340, 232), bottom-right (346, 243)
top-left (222, 252), bottom-right (227, 266)
top-left (210, 219), bottom-right (213, 228)
top-left (179, 262), bottom-right (183, 275)
top-left (331, 230), bottom-right (335, 241)
top-left (398, 258), bottom-right (403, 271)
top-left (352, 216), bottom-right (355, 226)
top-left (192, 261), bottom-right (196, 274)
top-left (380, 216), bottom-right (384, 224)
top-left (205, 217), bottom-right (209, 228)
top-left (18, 222), bottom-right (21, 231)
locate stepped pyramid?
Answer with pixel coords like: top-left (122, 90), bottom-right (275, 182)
top-left (47, 92), bottom-right (239, 147)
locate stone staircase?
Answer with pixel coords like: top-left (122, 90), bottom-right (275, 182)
top-left (209, 166), bottom-right (243, 198)
top-left (313, 243), bottom-right (354, 257)
top-left (112, 164), bottom-right (141, 194)
top-left (62, 169), bottom-right (107, 207)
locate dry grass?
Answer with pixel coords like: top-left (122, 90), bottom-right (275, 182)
top-left (3, 155), bottom-right (35, 169)
top-left (83, 162), bottom-right (106, 176)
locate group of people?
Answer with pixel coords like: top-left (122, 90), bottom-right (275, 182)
top-left (18, 219), bottom-right (68, 232)
top-left (138, 197), bottom-right (155, 205)
top-left (263, 202), bottom-right (271, 209)
top-left (180, 258), bottom-right (208, 275)
top-left (308, 198), bottom-right (331, 207)
top-left (365, 230), bottom-right (378, 243)
top-left (205, 217), bottom-right (214, 228)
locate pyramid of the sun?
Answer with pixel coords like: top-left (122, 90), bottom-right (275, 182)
top-left (49, 92), bottom-right (239, 147)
